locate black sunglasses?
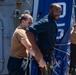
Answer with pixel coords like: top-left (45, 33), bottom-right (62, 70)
top-left (28, 22), bottom-right (32, 24)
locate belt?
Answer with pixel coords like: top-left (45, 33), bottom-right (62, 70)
top-left (41, 50), bottom-right (53, 54)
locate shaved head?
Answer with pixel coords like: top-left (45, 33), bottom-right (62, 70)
top-left (49, 3), bottom-right (62, 21)
top-left (50, 3), bottom-right (62, 11)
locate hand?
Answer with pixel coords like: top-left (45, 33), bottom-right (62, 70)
top-left (39, 58), bottom-right (47, 70)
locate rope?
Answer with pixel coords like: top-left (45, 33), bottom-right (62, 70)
top-left (54, 47), bottom-right (70, 56)
top-left (73, 5), bottom-right (76, 8)
top-left (54, 42), bottom-right (70, 56)
top-left (55, 42), bottom-right (70, 46)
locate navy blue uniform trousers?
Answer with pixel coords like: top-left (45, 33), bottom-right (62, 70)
top-left (7, 57), bottom-right (29, 75)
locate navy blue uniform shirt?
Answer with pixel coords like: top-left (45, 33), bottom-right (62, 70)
top-left (27, 14), bottom-right (58, 51)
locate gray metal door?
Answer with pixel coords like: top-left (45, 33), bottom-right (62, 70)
top-left (0, 19), bottom-right (3, 71)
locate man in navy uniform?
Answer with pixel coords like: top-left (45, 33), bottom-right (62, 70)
top-left (26, 3), bottom-right (62, 75)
